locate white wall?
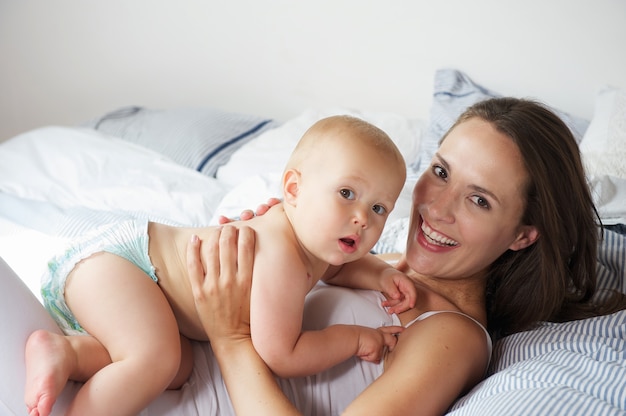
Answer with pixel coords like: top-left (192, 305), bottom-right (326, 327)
top-left (1, 0), bottom-right (625, 141)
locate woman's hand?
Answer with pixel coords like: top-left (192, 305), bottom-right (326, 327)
top-left (186, 226), bottom-right (255, 343)
top-left (218, 197), bottom-right (282, 224)
top-left (186, 227), bottom-right (301, 415)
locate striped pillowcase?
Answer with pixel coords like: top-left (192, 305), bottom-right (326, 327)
top-left (447, 228), bottom-right (626, 415)
top-left (83, 106), bottom-right (276, 177)
top-left (448, 311), bottom-right (626, 415)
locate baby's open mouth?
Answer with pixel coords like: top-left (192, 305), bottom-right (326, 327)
top-left (340, 238), bottom-right (355, 247)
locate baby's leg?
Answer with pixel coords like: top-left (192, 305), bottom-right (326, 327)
top-left (25, 332), bottom-right (195, 415)
top-left (25, 331), bottom-right (111, 416)
top-left (170, 334), bottom-right (194, 389)
top-left (63, 252), bottom-right (182, 416)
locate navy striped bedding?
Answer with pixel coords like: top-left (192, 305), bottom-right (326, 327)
top-left (83, 106), bottom-right (277, 177)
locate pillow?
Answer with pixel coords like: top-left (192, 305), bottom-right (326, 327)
top-left (0, 126), bottom-right (229, 226)
top-left (214, 108), bottom-right (425, 228)
top-left (216, 107), bottom-right (425, 187)
top-left (83, 106), bottom-right (277, 177)
top-left (578, 87), bottom-right (626, 225)
top-left (594, 227), bottom-right (626, 299)
top-left (448, 228), bottom-right (626, 415)
top-left (412, 68), bottom-right (590, 175)
top-left (579, 86), bottom-right (626, 179)
top-left (448, 310), bottom-right (626, 415)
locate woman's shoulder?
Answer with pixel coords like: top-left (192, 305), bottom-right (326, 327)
top-left (378, 310), bottom-right (492, 412)
top-left (409, 310), bottom-right (492, 356)
top-left (397, 310), bottom-right (492, 376)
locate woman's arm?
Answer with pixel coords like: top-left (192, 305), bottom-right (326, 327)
top-left (343, 312), bottom-right (490, 416)
top-left (186, 227), bottom-right (300, 416)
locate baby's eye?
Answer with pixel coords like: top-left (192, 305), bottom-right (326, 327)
top-left (372, 204), bottom-right (387, 215)
top-left (470, 195), bottom-right (490, 209)
top-left (433, 165), bottom-right (448, 180)
top-left (340, 189), bottom-right (355, 200)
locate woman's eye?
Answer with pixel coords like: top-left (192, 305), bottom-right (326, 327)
top-left (372, 204), bottom-right (387, 215)
top-left (340, 189), bottom-right (355, 200)
top-left (433, 165), bottom-right (448, 179)
top-left (470, 195), bottom-right (490, 209)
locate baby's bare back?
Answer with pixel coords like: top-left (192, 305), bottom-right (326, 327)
top-left (147, 206), bottom-right (313, 341)
top-left (148, 222), bottom-right (213, 340)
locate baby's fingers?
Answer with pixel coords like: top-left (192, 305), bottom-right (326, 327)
top-left (382, 297), bottom-right (413, 314)
top-left (378, 326), bottom-right (404, 352)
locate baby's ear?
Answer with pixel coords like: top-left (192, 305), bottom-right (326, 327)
top-left (282, 169), bottom-right (300, 205)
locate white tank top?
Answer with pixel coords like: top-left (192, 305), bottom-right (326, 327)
top-left (276, 282), bottom-right (492, 416)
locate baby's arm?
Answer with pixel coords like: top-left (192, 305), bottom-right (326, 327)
top-left (322, 254), bottom-right (416, 314)
top-left (250, 245), bottom-right (401, 378)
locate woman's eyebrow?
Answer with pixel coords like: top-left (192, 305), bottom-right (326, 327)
top-left (435, 152), bottom-right (450, 171)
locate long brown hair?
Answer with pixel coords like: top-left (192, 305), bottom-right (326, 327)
top-left (446, 97), bottom-right (626, 339)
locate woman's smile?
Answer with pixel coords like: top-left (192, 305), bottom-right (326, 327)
top-left (420, 221), bottom-right (459, 247)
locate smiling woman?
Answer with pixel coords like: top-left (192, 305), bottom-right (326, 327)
top-left (408, 116), bottom-right (536, 277)
top-left (185, 97), bottom-right (626, 416)
top-left (449, 98), bottom-right (618, 337)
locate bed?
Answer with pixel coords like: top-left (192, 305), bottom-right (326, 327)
top-left (1, 68), bottom-right (625, 415)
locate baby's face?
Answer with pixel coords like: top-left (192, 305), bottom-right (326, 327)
top-left (290, 138), bottom-right (405, 265)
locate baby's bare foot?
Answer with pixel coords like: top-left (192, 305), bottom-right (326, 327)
top-left (24, 330), bottom-right (73, 416)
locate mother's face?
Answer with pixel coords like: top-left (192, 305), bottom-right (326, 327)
top-left (405, 117), bottom-right (538, 281)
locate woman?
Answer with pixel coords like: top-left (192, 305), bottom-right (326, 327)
top-left (25, 98), bottom-right (626, 415)
top-left (188, 97), bottom-right (626, 415)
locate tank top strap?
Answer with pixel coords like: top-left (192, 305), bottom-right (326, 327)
top-left (405, 310), bottom-right (493, 363)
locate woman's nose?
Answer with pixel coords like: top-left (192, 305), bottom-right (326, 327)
top-left (428, 190), bottom-right (456, 223)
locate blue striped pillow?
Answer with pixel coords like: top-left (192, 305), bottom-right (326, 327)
top-left (447, 229), bottom-right (626, 415)
top-left (413, 69), bottom-right (590, 176)
top-left (448, 311), bottom-right (626, 415)
top-left (84, 106), bottom-right (276, 177)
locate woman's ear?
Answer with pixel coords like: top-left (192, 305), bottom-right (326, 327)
top-left (509, 225), bottom-right (540, 251)
top-left (282, 169), bottom-right (300, 206)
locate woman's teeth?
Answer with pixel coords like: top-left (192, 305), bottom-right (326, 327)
top-left (421, 222), bottom-right (458, 246)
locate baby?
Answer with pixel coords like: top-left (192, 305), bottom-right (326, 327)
top-left (25, 115), bottom-right (412, 416)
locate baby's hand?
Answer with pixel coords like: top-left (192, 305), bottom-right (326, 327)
top-left (356, 326), bottom-right (404, 363)
top-left (379, 269), bottom-right (417, 314)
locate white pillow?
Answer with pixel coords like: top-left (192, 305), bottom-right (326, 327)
top-left (580, 86), bottom-right (626, 179)
top-left (579, 87), bottom-right (626, 225)
top-left (214, 109), bottom-right (424, 233)
top-left (216, 108), bottom-right (425, 187)
top-left (0, 127), bottom-right (229, 226)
